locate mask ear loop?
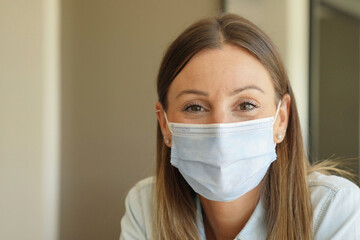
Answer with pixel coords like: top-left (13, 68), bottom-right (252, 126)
top-left (272, 100), bottom-right (282, 125)
top-left (272, 100), bottom-right (282, 145)
top-left (156, 109), bottom-right (173, 135)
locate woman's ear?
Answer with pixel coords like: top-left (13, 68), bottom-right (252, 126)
top-left (155, 101), bottom-right (172, 147)
top-left (274, 94), bottom-right (291, 143)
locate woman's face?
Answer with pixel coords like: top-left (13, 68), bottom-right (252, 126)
top-left (156, 44), bottom-right (290, 146)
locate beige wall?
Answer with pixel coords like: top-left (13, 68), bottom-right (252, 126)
top-left (226, 0), bottom-right (287, 59)
top-left (60, 1), bottom-right (220, 239)
top-left (0, 0), bottom-right (60, 239)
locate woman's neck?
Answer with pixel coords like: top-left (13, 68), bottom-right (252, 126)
top-left (200, 185), bottom-right (261, 240)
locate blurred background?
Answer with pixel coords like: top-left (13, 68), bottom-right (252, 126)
top-left (1, 0), bottom-right (359, 239)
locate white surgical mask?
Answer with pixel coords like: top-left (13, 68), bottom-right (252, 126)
top-left (163, 101), bottom-right (281, 202)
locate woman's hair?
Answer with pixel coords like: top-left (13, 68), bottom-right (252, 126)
top-left (155, 13), bottom-right (312, 239)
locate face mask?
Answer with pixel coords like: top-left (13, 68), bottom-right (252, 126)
top-left (163, 101), bottom-right (281, 202)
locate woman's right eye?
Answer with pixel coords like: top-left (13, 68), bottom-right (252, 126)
top-left (183, 104), bottom-right (206, 113)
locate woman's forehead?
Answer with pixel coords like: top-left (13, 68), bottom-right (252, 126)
top-left (168, 45), bottom-right (274, 98)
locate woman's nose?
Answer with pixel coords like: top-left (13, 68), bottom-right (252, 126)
top-left (210, 108), bottom-right (234, 124)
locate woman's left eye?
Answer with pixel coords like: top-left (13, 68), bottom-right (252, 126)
top-left (238, 102), bottom-right (258, 111)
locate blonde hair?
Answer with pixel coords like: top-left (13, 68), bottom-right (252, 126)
top-left (154, 13), bottom-right (347, 239)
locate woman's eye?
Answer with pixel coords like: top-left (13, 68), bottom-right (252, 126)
top-left (183, 104), bottom-right (205, 112)
top-left (238, 102), bottom-right (258, 111)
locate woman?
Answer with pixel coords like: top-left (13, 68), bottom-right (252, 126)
top-left (120, 14), bottom-right (360, 240)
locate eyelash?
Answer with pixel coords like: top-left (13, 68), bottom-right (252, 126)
top-left (182, 103), bottom-right (207, 113)
top-left (237, 100), bottom-right (259, 111)
top-left (182, 100), bottom-right (260, 113)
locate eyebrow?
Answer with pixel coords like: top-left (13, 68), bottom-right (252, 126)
top-left (176, 89), bottom-right (209, 99)
top-left (176, 85), bottom-right (265, 99)
top-left (230, 85), bottom-right (265, 96)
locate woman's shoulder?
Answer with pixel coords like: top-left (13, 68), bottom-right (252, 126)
top-left (120, 177), bottom-right (155, 240)
top-left (123, 176), bottom-right (155, 212)
top-left (308, 172), bottom-right (360, 239)
top-left (308, 171), bottom-right (359, 190)
top-left (126, 176), bottom-right (155, 199)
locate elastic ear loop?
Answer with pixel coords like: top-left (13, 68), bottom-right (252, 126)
top-left (273, 100), bottom-right (283, 146)
top-left (156, 110), bottom-right (173, 135)
top-left (272, 100), bottom-right (282, 125)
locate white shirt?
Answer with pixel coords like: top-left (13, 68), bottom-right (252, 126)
top-left (120, 172), bottom-right (360, 239)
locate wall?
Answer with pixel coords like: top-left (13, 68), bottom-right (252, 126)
top-left (310, 3), bottom-right (360, 180)
top-left (0, 0), bottom-right (59, 239)
top-left (60, 1), bottom-right (220, 239)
